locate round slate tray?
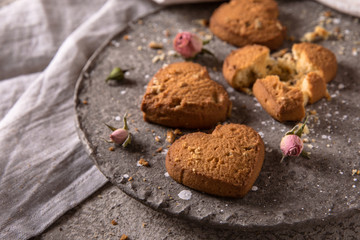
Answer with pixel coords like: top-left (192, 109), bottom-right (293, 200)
top-left (75, 1), bottom-right (360, 230)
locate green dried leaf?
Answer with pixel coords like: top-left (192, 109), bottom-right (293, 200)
top-left (106, 67), bottom-right (124, 82)
top-left (122, 133), bottom-right (132, 148)
top-left (104, 123), bottom-right (117, 132)
top-left (202, 39), bottom-right (211, 45)
top-left (295, 116), bottom-right (309, 137)
top-left (123, 113), bottom-right (129, 130)
top-left (301, 150), bottom-right (310, 159)
top-left (200, 48), bottom-right (215, 57)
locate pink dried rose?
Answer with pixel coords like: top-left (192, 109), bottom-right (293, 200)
top-left (110, 128), bottom-right (128, 145)
top-left (105, 114), bottom-right (131, 147)
top-left (280, 134), bottom-right (303, 157)
top-left (173, 32), bottom-right (203, 58)
top-left (280, 117), bottom-right (308, 162)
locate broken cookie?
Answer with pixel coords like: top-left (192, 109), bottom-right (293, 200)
top-left (223, 43), bottom-right (337, 122)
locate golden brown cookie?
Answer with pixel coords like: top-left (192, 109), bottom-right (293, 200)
top-left (141, 62), bottom-right (232, 129)
top-left (297, 72), bottom-right (329, 105)
top-left (166, 123), bottom-right (265, 198)
top-left (209, 0), bottom-right (286, 50)
top-left (253, 75), bottom-right (305, 122)
top-left (223, 43), bottom-right (337, 121)
top-left (292, 42), bottom-right (337, 83)
top-left (222, 45), bottom-right (269, 93)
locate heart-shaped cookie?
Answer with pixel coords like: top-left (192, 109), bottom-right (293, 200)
top-left (209, 0), bottom-right (286, 50)
top-left (141, 62), bottom-right (232, 129)
top-left (166, 123), bottom-right (265, 197)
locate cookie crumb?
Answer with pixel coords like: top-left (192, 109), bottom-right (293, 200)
top-left (138, 158), bottom-right (150, 167)
top-left (167, 50), bottom-right (178, 57)
top-left (193, 18), bottom-right (209, 27)
top-left (120, 234), bottom-right (128, 240)
top-left (174, 129), bottom-right (182, 135)
top-left (142, 223), bottom-right (147, 228)
top-left (82, 100), bottom-right (88, 105)
top-left (271, 48), bottom-right (288, 58)
top-left (155, 136), bottom-right (160, 142)
top-left (109, 147), bottom-right (115, 151)
top-left (352, 48), bottom-right (358, 56)
top-left (156, 147), bottom-right (163, 153)
top-left (148, 41), bottom-right (163, 49)
top-left (309, 110), bottom-right (317, 115)
top-left (123, 35), bottom-right (131, 41)
top-left (111, 219), bottom-right (118, 225)
top-left (128, 176), bottom-right (133, 181)
top-left (322, 11), bottom-right (332, 18)
top-left (166, 130), bottom-right (175, 143)
top-left (301, 26), bottom-right (329, 42)
top-left (152, 53), bottom-right (165, 63)
top-left (163, 29), bottom-right (171, 37)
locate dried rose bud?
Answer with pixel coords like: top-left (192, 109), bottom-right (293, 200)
top-left (105, 114), bottom-right (131, 147)
top-left (110, 128), bottom-right (128, 145)
top-left (280, 116), bottom-right (309, 162)
top-left (173, 32), bottom-right (203, 58)
top-left (280, 134), bottom-right (304, 157)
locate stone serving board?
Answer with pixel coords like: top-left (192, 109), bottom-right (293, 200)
top-left (74, 1), bottom-right (360, 230)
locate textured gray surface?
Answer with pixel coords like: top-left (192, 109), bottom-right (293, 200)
top-left (41, 0), bottom-right (360, 238)
top-left (36, 182), bottom-right (360, 240)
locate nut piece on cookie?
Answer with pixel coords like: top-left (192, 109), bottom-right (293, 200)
top-left (223, 45), bottom-right (269, 93)
top-left (141, 62), bottom-right (232, 129)
top-left (253, 75), bottom-right (305, 122)
top-left (209, 0), bottom-right (286, 50)
top-left (165, 123), bottom-right (265, 198)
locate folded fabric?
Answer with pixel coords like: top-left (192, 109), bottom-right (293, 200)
top-left (152, 0), bottom-right (360, 17)
top-left (315, 0), bottom-right (360, 17)
top-left (153, 0), bottom-right (222, 5)
top-left (0, 0), bottom-right (159, 239)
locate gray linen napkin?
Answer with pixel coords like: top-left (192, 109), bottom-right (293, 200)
top-left (0, 0), bottom-right (158, 239)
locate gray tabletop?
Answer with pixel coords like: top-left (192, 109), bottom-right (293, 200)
top-left (36, 0), bottom-right (360, 239)
top-left (36, 183), bottom-right (360, 240)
